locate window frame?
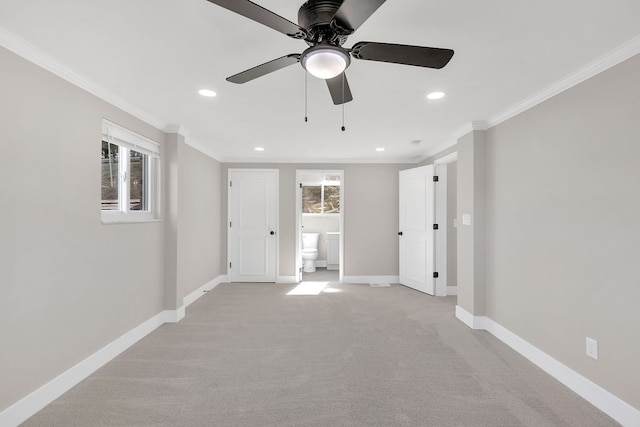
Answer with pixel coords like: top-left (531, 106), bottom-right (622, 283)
top-left (101, 119), bottom-right (160, 224)
top-left (301, 181), bottom-right (341, 216)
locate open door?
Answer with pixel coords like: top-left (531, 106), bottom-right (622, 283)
top-left (228, 169), bottom-right (278, 282)
top-left (399, 165), bottom-right (435, 295)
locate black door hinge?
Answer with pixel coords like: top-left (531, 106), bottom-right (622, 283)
top-left (433, 176), bottom-right (439, 182)
top-left (433, 272), bottom-right (439, 278)
top-left (433, 224), bottom-right (439, 230)
top-left (229, 181), bottom-right (232, 187)
top-left (299, 183), bottom-right (302, 189)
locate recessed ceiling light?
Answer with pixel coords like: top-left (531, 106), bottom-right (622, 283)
top-left (254, 147), bottom-right (265, 152)
top-left (376, 147), bottom-right (385, 152)
top-left (427, 91), bottom-right (445, 100)
top-left (198, 89), bottom-right (217, 97)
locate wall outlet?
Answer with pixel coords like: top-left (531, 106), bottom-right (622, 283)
top-left (586, 337), bottom-right (598, 360)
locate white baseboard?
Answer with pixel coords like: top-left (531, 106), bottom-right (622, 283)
top-left (276, 276), bottom-right (298, 284)
top-left (446, 285), bottom-right (458, 296)
top-left (342, 275), bottom-right (399, 284)
top-left (183, 275), bottom-right (227, 308)
top-left (0, 275), bottom-right (228, 426)
top-left (454, 305), bottom-right (640, 426)
top-left (314, 260), bottom-right (327, 268)
top-left (0, 311), bottom-right (167, 427)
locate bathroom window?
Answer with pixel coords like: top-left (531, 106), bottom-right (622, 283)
top-left (101, 119), bottom-right (160, 223)
top-left (302, 184), bottom-right (340, 214)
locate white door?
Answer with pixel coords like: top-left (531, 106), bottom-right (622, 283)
top-left (399, 165), bottom-right (435, 295)
top-left (228, 169), bottom-right (278, 282)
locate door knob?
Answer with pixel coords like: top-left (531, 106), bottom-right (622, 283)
top-left (398, 231), bottom-right (403, 236)
top-left (270, 231), bottom-right (275, 235)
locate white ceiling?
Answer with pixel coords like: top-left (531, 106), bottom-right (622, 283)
top-left (1, 0), bottom-right (639, 163)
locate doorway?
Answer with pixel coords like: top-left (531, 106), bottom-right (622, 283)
top-left (398, 153), bottom-right (457, 296)
top-left (295, 170), bottom-right (344, 283)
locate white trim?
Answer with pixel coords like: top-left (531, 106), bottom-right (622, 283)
top-left (454, 307), bottom-right (640, 426)
top-left (276, 276), bottom-right (298, 284)
top-left (446, 285), bottom-right (458, 296)
top-left (455, 305), bottom-right (487, 329)
top-left (434, 164), bottom-right (448, 297)
top-left (434, 152), bottom-right (458, 165)
top-left (486, 34), bottom-right (640, 128)
top-left (0, 311), bottom-right (168, 427)
top-left (296, 169), bottom-right (345, 285)
top-left (342, 275), bottom-right (399, 284)
top-left (224, 157), bottom-right (417, 164)
top-left (182, 275), bottom-right (227, 308)
top-left (415, 138), bottom-right (457, 163)
top-left (0, 26), bottom-right (166, 132)
top-left (452, 121), bottom-right (490, 140)
top-left (163, 307), bottom-right (185, 323)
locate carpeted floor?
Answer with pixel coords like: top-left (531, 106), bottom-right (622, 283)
top-left (23, 282), bottom-right (617, 426)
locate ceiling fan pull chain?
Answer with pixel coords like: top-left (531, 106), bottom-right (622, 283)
top-left (304, 70), bottom-right (308, 123)
top-left (341, 73), bottom-right (346, 131)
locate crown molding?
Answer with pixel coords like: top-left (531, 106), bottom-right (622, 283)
top-left (183, 137), bottom-right (224, 162)
top-left (164, 124), bottom-right (189, 136)
top-left (0, 26), bottom-right (167, 133)
top-left (414, 138), bottom-right (458, 163)
top-left (221, 156), bottom-right (417, 164)
top-left (452, 121), bottom-right (489, 140)
top-left (486, 34), bottom-right (640, 128)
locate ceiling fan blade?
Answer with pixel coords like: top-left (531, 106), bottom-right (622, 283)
top-left (227, 54), bottom-right (301, 84)
top-left (333, 0), bottom-right (387, 32)
top-left (326, 73), bottom-right (354, 105)
top-left (351, 41), bottom-right (454, 69)
top-left (206, 0), bottom-right (307, 39)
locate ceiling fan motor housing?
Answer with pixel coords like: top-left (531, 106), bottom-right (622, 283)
top-left (298, 0), bottom-right (351, 46)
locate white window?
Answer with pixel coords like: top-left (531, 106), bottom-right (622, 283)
top-left (101, 119), bottom-right (160, 223)
top-left (302, 182), bottom-right (340, 215)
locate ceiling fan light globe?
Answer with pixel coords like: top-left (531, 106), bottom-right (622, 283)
top-left (301, 47), bottom-right (350, 80)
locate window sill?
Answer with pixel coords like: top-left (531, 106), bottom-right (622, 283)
top-left (302, 213), bottom-right (340, 218)
top-left (101, 212), bottom-right (160, 224)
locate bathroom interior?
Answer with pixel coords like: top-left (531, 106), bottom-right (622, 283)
top-left (300, 171), bottom-right (342, 282)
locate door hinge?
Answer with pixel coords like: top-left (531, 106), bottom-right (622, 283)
top-left (433, 272), bottom-right (439, 278)
top-left (433, 224), bottom-right (439, 230)
top-left (433, 175), bottom-right (439, 182)
top-left (229, 221), bottom-right (232, 228)
top-left (229, 181), bottom-right (232, 187)
top-left (229, 262), bottom-right (232, 269)
top-left (299, 183), bottom-right (302, 189)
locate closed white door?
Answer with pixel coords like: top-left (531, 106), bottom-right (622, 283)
top-left (228, 169), bottom-right (278, 282)
top-left (399, 165), bottom-right (435, 295)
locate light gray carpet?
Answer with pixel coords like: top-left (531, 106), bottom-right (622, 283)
top-left (23, 283), bottom-right (617, 426)
top-left (302, 267), bottom-right (339, 282)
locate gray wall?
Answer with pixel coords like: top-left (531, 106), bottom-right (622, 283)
top-left (177, 143), bottom-right (222, 298)
top-left (483, 54), bottom-right (640, 408)
top-left (447, 162), bottom-right (457, 287)
top-left (0, 46), bottom-right (224, 412)
top-left (0, 46), bottom-right (165, 411)
top-left (222, 163), bottom-right (406, 277)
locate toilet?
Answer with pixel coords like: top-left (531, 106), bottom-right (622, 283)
top-left (301, 233), bottom-right (319, 273)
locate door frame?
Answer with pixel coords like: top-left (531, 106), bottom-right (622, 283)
top-left (227, 168), bottom-right (279, 282)
top-left (434, 152), bottom-right (457, 296)
top-left (295, 169), bottom-right (344, 283)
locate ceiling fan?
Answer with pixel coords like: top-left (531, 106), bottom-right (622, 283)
top-left (206, 0), bottom-right (454, 105)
